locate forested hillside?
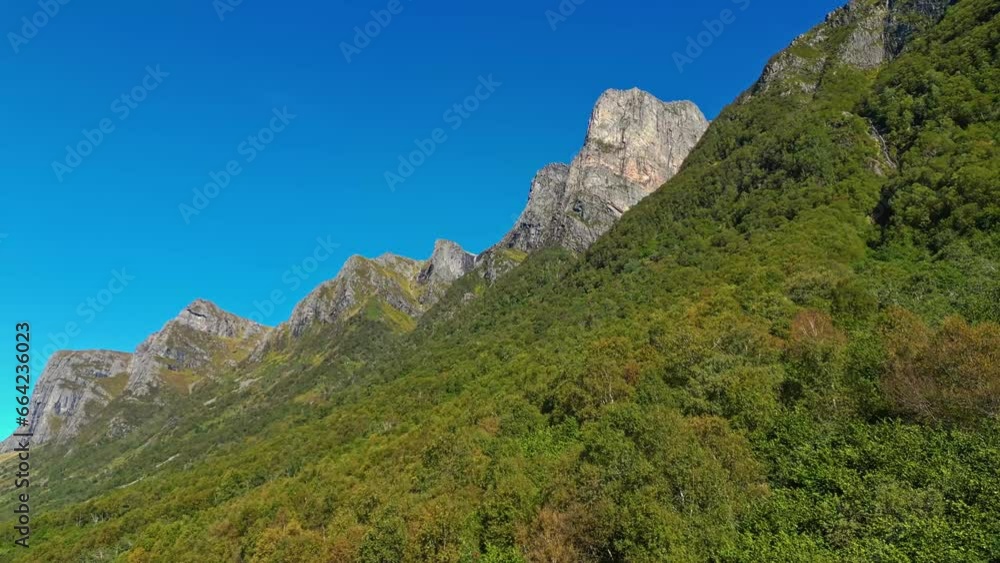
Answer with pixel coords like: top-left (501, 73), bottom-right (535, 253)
top-left (2, 0), bottom-right (998, 560)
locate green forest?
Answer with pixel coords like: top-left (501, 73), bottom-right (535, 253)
top-left (2, 0), bottom-right (998, 560)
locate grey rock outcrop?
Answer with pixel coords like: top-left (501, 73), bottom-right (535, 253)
top-left (1, 351), bottom-right (131, 451)
top-left (418, 240), bottom-right (478, 303)
top-left (837, 1), bottom-right (891, 69)
top-left (493, 88), bottom-right (709, 254)
top-left (276, 240), bottom-right (477, 340)
top-left (747, 0), bottom-right (953, 98)
top-left (496, 164), bottom-right (572, 253)
top-left (286, 254), bottom-right (423, 337)
top-left (126, 299), bottom-right (269, 396)
top-left (885, 0), bottom-right (953, 56)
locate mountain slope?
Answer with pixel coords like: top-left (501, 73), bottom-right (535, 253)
top-left (2, 0), bottom-right (998, 560)
top-left (0, 351), bottom-right (130, 451)
top-left (126, 299), bottom-right (269, 396)
top-left (1, 300), bottom-right (268, 451)
top-left (494, 89), bottom-right (708, 254)
top-left (260, 88), bottom-right (707, 340)
top-left (6, 88), bottom-right (704, 463)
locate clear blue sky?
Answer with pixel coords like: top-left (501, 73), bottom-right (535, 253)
top-left (0, 0), bottom-right (842, 438)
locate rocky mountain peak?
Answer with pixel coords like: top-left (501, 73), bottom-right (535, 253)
top-left (285, 253), bottom-right (422, 338)
top-left (583, 88), bottom-right (707, 194)
top-left (173, 298), bottom-right (268, 340)
top-left (748, 0), bottom-right (952, 97)
top-left (125, 300), bottom-right (270, 396)
top-left (418, 240), bottom-right (477, 288)
top-left (1, 350), bottom-right (132, 451)
top-left (494, 87), bottom-right (709, 255)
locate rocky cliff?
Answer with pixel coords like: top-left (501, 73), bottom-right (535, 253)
top-left (126, 299), bottom-right (270, 396)
top-left (748, 0), bottom-right (953, 97)
top-left (2, 300), bottom-right (269, 450)
top-left (1, 351), bottom-right (131, 451)
top-left (493, 88), bottom-right (709, 255)
top-left (274, 239), bottom-right (477, 340)
top-left (276, 89), bottom-right (709, 335)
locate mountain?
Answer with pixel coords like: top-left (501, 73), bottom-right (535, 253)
top-left (748, 0), bottom-right (954, 98)
top-left (10, 87), bottom-right (705, 454)
top-left (0, 351), bottom-right (130, 451)
top-left (2, 0), bottom-right (997, 560)
top-left (1, 299), bottom-right (268, 451)
top-left (286, 239), bottom-right (477, 337)
top-left (126, 298), bottom-right (269, 396)
top-left (494, 89), bottom-right (709, 254)
top-left (263, 88), bottom-right (708, 340)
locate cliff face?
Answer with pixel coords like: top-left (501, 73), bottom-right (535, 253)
top-left (2, 300), bottom-right (269, 450)
top-left (1, 351), bottom-right (131, 451)
top-left (126, 299), bottom-right (269, 396)
top-left (278, 88), bottom-right (709, 334)
top-left (748, 0), bottom-right (954, 97)
top-left (494, 89), bottom-right (709, 255)
top-left (417, 239), bottom-right (479, 303)
top-left (277, 239), bottom-right (478, 340)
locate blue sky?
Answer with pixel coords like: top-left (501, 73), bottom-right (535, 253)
top-left (0, 0), bottom-right (843, 438)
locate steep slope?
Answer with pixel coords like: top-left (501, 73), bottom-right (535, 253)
top-left (274, 89), bottom-right (707, 339)
top-left (260, 239), bottom-right (477, 351)
top-left (0, 351), bottom-right (130, 451)
top-left (3, 299), bottom-right (269, 451)
top-left (3, 0), bottom-right (998, 560)
top-left (127, 299), bottom-right (269, 396)
top-left (488, 88), bottom-right (709, 258)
